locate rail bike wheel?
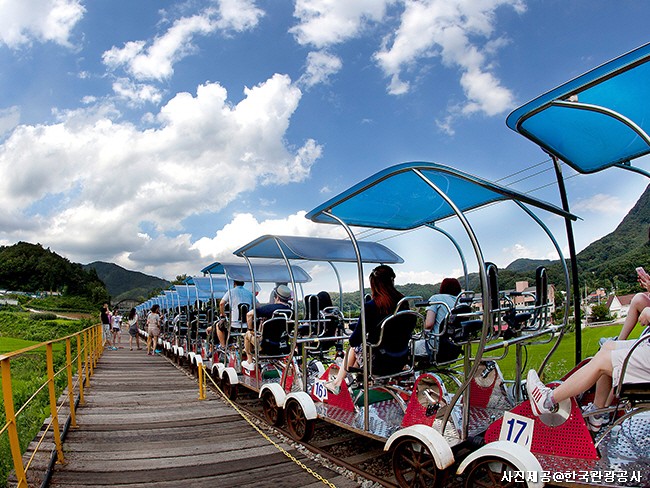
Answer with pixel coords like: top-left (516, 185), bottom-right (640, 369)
top-left (285, 399), bottom-right (314, 442)
top-left (392, 436), bottom-right (446, 487)
top-left (261, 389), bottom-right (284, 426)
top-left (464, 457), bottom-right (524, 488)
top-left (221, 373), bottom-right (238, 401)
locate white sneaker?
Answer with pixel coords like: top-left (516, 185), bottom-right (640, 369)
top-left (582, 403), bottom-right (607, 432)
top-left (241, 360), bottom-right (255, 371)
top-left (526, 370), bottom-right (557, 416)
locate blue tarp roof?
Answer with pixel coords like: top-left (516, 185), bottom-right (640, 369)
top-left (185, 276), bottom-right (229, 294)
top-left (200, 262), bottom-right (312, 284)
top-left (171, 284), bottom-right (212, 304)
top-left (506, 42), bottom-right (650, 174)
top-left (306, 162), bottom-right (576, 229)
top-left (233, 235), bottom-right (403, 263)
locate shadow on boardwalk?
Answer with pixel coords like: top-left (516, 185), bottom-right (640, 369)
top-left (42, 340), bottom-right (359, 487)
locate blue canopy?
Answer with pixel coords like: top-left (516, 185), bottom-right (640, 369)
top-left (506, 42), bottom-right (650, 174)
top-left (306, 162), bottom-right (576, 229)
top-left (185, 276), bottom-right (229, 295)
top-left (200, 261), bottom-right (311, 284)
top-left (233, 235), bottom-right (403, 263)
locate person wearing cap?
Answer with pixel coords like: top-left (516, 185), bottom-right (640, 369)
top-left (243, 284), bottom-right (293, 366)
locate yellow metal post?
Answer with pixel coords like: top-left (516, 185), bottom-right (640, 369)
top-left (77, 334), bottom-right (85, 405)
top-left (66, 339), bottom-right (77, 428)
top-left (46, 343), bottom-right (65, 464)
top-left (84, 329), bottom-right (91, 385)
top-left (198, 364), bottom-right (206, 400)
top-left (1, 359), bottom-right (28, 488)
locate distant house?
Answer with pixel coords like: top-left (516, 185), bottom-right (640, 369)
top-left (606, 294), bottom-right (636, 318)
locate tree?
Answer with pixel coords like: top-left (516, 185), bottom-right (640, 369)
top-left (590, 303), bottom-right (612, 322)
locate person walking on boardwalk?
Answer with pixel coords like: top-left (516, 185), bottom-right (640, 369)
top-left (111, 308), bottom-right (122, 348)
top-left (127, 307), bottom-right (141, 351)
top-left (100, 303), bottom-right (114, 349)
top-left (146, 304), bottom-right (162, 355)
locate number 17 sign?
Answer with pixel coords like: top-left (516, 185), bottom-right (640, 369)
top-left (499, 411), bottom-right (534, 449)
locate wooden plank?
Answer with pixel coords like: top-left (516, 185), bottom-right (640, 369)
top-left (42, 341), bottom-right (354, 488)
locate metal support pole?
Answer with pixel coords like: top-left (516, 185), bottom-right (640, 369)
top-left (77, 334), bottom-right (85, 405)
top-left (66, 339), bottom-right (77, 428)
top-left (551, 155), bottom-right (582, 365)
top-left (1, 359), bottom-right (28, 487)
top-left (46, 343), bottom-right (65, 464)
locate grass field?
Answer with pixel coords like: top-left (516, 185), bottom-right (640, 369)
top-left (490, 323), bottom-right (644, 381)
top-left (0, 337), bottom-right (43, 355)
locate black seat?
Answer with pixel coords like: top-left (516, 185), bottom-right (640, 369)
top-left (260, 315), bottom-right (291, 356)
top-left (370, 310), bottom-right (418, 377)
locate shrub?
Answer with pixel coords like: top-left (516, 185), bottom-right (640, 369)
top-left (29, 312), bottom-right (58, 321)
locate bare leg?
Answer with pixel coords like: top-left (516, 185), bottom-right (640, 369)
top-left (244, 331), bottom-right (253, 360)
top-left (330, 348), bottom-right (358, 387)
top-left (217, 328), bottom-right (227, 347)
top-left (552, 343), bottom-right (614, 404)
top-left (618, 292), bottom-right (650, 340)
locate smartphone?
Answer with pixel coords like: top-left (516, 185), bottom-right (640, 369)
top-left (636, 267), bottom-right (648, 279)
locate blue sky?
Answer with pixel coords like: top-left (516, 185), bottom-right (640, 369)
top-left (0, 0), bottom-right (648, 291)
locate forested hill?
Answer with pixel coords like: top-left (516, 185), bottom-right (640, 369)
top-left (0, 242), bottom-right (107, 299)
top-left (83, 261), bottom-right (170, 302)
top-left (574, 184), bottom-right (650, 281)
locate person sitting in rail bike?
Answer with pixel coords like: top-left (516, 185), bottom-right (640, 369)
top-left (325, 264), bottom-right (408, 394)
top-left (211, 280), bottom-right (256, 350)
top-left (413, 277), bottom-right (462, 363)
top-left (243, 284), bottom-right (293, 368)
top-left (528, 302), bottom-right (650, 432)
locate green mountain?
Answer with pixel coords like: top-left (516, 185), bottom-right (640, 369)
top-left (0, 242), bottom-right (108, 301)
top-left (83, 262), bottom-right (171, 302)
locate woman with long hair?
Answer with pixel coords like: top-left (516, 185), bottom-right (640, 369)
top-left (326, 265), bottom-right (404, 393)
top-left (127, 308), bottom-right (141, 351)
top-left (146, 304), bottom-right (161, 355)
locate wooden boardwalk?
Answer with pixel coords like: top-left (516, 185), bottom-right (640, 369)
top-left (45, 340), bottom-right (358, 488)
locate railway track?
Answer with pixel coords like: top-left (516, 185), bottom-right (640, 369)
top-left (168, 353), bottom-right (469, 488)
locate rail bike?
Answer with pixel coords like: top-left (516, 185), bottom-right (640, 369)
top-left (199, 261), bottom-right (315, 401)
top-left (217, 161), bottom-right (570, 487)
top-left (457, 42), bottom-right (650, 488)
top-left (232, 234), bottom-right (411, 432)
top-left (131, 41), bottom-right (650, 488)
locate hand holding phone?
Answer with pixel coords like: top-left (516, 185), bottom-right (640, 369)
top-left (636, 266), bottom-right (648, 279)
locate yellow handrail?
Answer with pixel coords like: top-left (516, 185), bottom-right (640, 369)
top-left (0, 323), bottom-right (103, 488)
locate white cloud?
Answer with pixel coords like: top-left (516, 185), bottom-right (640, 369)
top-left (216, 0), bottom-right (265, 31)
top-left (572, 193), bottom-right (625, 215)
top-left (0, 74), bottom-right (322, 275)
top-left (103, 15), bottom-right (214, 81)
top-left (0, 106), bottom-right (21, 138)
top-left (102, 2), bottom-right (263, 84)
top-left (112, 78), bottom-right (163, 106)
top-left (396, 269), bottom-right (444, 286)
top-left (502, 243), bottom-right (534, 262)
top-left (191, 211), bottom-right (345, 261)
top-left (0, 0), bottom-right (84, 48)
top-left (290, 0), bottom-right (392, 48)
top-left (299, 51), bottom-right (343, 88)
top-left (374, 0), bottom-right (522, 119)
